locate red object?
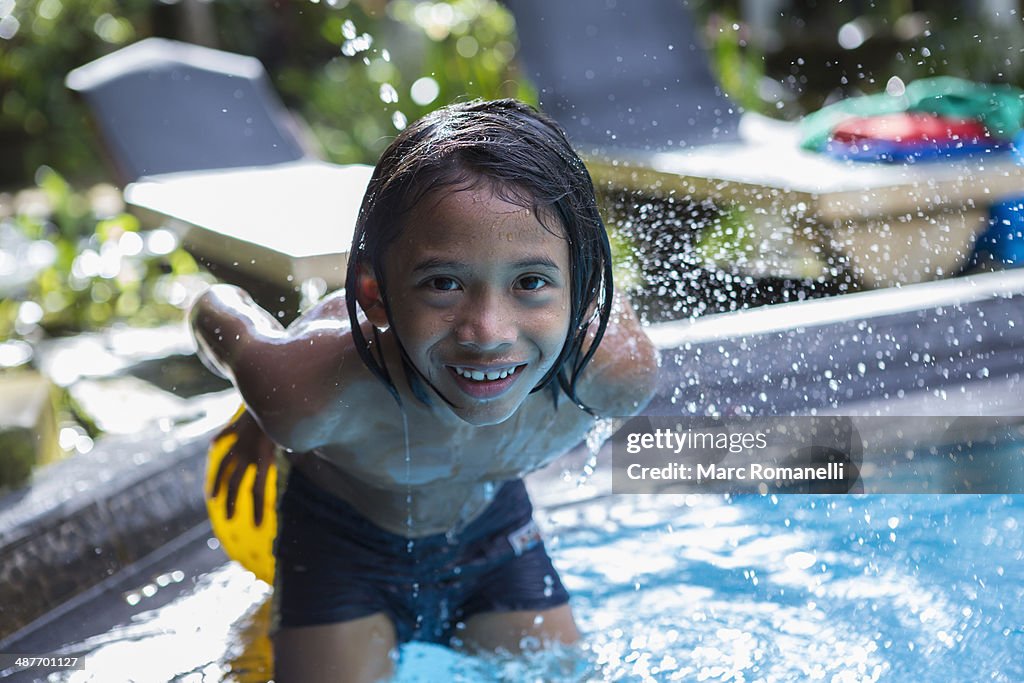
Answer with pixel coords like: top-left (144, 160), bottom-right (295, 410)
top-left (831, 113), bottom-right (994, 145)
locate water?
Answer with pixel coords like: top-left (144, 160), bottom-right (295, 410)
top-left (554, 494), bottom-right (1023, 681)
top-left (19, 492), bottom-right (1022, 682)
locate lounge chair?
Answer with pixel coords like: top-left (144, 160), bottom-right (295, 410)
top-left (504, 0), bottom-right (741, 152)
top-left (66, 38), bottom-right (309, 185)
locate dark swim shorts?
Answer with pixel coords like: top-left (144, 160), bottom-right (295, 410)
top-left (272, 467), bottom-right (571, 644)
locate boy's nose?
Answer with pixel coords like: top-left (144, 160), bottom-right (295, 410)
top-left (456, 294), bottom-right (516, 350)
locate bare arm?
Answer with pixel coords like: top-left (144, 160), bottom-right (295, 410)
top-left (577, 290), bottom-right (660, 417)
top-left (189, 284), bottom-right (354, 452)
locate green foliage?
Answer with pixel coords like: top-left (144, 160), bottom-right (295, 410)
top-left (693, 207), bottom-right (755, 268)
top-left (0, 429), bottom-right (37, 489)
top-left (1, 0), bottom-right (533, 184)
top-left (0, 167), bottom-right (205, 339)
top-left (689, 2), bottom-right (1024, 120)
top-left (220, 0), bottom-right (535, 165)
top-left (0, 0), bottom-right (153, 185)
top-left (704, 12), bottom-right (766, 115)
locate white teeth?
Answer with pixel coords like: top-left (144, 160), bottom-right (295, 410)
top-left (453, 365), bottom-right (521, 381)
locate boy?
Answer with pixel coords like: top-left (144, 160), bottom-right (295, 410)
top-left (191, 99), bottom-right (659, 682)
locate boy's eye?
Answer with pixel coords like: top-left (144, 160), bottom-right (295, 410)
top-left (428, 277), bottom-right (460, 291)
top-left (517, 275), bottom-right (548, 291)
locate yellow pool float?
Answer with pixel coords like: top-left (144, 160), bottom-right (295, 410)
top-left (204, 408), bottom-right (278, 584)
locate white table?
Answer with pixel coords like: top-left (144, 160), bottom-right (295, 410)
top-left (587, 140), bottom-right (1024, 287)
top-left (125, 160), bottom-right (373, 292)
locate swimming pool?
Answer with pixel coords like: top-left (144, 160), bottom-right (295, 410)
top-left (18, 487), bottom-right (1021, 682)
top-left (551, 493), bottom-right (1023, 682)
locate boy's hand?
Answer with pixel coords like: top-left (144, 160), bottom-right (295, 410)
top-left (210, 409), bottom-right (276, 526)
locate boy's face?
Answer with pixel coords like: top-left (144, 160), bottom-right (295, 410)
top-left (374, 185), bottom-right (572, 426)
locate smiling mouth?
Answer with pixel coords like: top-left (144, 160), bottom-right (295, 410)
top-left (449, 364), bottom-right (524, 381)
top-left (445, 363), bottom-right (527, 399)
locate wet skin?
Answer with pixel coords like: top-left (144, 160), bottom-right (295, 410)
top-left (190, 187), bottom-right (660, 537)
top-left (380, 187), bottom-right (574, 428)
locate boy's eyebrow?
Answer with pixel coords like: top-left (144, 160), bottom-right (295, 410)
top-left (412, 256), bottom-right (563, 273)
top-left (509, 257), bottom-right (562, 271)
top-left (411, 257), bottom-right (464, 273)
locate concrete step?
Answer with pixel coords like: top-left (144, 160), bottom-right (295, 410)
top-left (0, 393), bottom-right (234, 641)
top-left (0, 371), bottom-right (59, 489)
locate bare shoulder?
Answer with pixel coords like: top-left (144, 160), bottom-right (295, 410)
top-left (190, 285), bottom-right (368, 451)
top-left (576, 293), bottom-right (660, 417)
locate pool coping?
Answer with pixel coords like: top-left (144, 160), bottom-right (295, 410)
top-left (0, 428), bottom-right (211, 642)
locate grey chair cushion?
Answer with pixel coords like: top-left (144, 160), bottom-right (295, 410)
top-left (66, 38), bottom-right (307, 184)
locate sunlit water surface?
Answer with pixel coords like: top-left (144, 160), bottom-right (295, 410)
top-left (44, 494), bottom-right (1023, 682)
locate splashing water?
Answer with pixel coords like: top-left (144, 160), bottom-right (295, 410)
top-left (577, 418), bottom-right (617, 487)
top-left (379, 83), bottom-right (399, 104)
top-left (400, 402), bottom-right (414, 544)
top-left (340, 19), bottom-right (372, 56)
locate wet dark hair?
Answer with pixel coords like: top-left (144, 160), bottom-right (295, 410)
top-left (344, 98), bottom-right (613, 413)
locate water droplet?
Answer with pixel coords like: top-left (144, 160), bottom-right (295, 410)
top-left (785, 551), bottom-right (817, 570)
top-left (410, 77), bottom-right (440, 106)
top-left (886, 76), bottom-right (906, 97)
top-left (379, 83), bottom-right (399, 104)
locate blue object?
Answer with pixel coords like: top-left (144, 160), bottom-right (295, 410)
top-left (970, 128), bottom-right (1024, 267)
top-left (974, 198), bottom-right (1024, 267)
top-left (823, 137), bottom-right (1009, 163)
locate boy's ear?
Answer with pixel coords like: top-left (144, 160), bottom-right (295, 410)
top-left (355, 265), bottom-right (390, 329)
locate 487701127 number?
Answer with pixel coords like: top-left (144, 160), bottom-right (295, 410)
top-left (1, 655), bottom-right (84, 671)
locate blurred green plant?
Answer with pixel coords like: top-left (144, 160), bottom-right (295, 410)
top-left (689, 1), bottom-right (1024, 121)
top-left (693, 206), bottom-right (755, 268)
top-left (0, 0), bottom-right (153, 185)
top-left (1, 0), bottom-right (533, 185)
top-left (0, 167), bottom-right (206, 339)
top-left (703, 11), bottom-right (766, 115)
top-left (216, 0), bottom-right (536, 165)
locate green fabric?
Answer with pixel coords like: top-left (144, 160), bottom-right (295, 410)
top-left (799, 76), bottom-right (1024, 150)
